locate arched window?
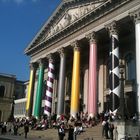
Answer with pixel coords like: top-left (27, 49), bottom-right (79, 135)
top-left (125, 52), bottom-right (136, 81)
top-left (0, 85), bottom-right (5, 97)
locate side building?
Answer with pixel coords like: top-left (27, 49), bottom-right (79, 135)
top-left (0, 73), bottom-right (26, 122)
top-left (14, 81), bottom-right (28, 118)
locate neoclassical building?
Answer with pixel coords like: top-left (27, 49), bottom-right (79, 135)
top-left (25, 0), bottom-right (140, 119)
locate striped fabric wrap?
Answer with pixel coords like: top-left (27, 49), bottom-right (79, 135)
top-left (44, 62), bottom-right (54, 116)
top-left (108, 34), bottom-right (120, 114)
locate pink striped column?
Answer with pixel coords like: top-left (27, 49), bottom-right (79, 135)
top-left (44, 54), bottom-right (55, 117)
top-left (87, 32), bottom-right (97, 118)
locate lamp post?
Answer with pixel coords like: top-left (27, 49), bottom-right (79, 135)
top-left (106, 95), bottom-right (110, 112)
top-left (119, 61), bottom-right (125, 120)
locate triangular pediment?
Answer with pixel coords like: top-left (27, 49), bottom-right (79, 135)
top-left (46, 2), bottom-right (103, 38)
top-left (25, 0), bottom-right (107, 54)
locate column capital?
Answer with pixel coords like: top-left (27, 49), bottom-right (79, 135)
top-left (71, 40), bottom-right (80, 51)
top-left (57, 47), bottom-right (66, 57)
top-left (37, 58), bottom-right (45, 67)
top-left (86, 32), bottom-right (97, 44)
top-left (29, 62), bottom-right (37, 70)
top-left (105, 21), bottom-right (118, 36)
top-left (46, 53), bottom-right (54, 63)
top-left (129, 8), bottom-right (140, 24)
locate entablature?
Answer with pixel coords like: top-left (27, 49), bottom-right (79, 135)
top-left (25, 0), bottom-right (133, 56)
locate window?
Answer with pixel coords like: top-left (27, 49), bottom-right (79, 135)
top-left (125, 53), bottom-right (136, 81)
top-left (0, 85), bottom-right (5, 97)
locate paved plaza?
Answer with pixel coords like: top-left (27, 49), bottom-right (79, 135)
top-left (0, 124), bottom-right (106, 140)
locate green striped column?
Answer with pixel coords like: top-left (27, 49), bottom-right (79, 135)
top-left (33, 59), bottom-right (44, 119)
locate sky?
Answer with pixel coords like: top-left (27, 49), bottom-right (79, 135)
top-left (0, 0), bottom-right (61, 81)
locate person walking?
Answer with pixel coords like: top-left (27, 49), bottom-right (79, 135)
top-left (104, 119), bottom-right (109, 139)
top-left (24, 121), bottom-right (29, 139)
top-left (13, 123), bottom-right (18, 135)
top-left (58, 123), bottom-right (65, 140)
top-left (68, 124), bottom-right (74, 140)
top-left (109, 123), bottom-right (114, 140)
top-left (73, 123), bottom-right (78, 140)
top-left (101, 119), bottom-right (106, 137)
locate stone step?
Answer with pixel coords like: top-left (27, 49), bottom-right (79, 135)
top-left (28, 123), bottom-right (106, 140)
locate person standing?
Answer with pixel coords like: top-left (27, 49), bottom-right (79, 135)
top-left (68, 124), bottom-right (74, 140)
top-left (109, 123), bottom-right (114, 140)
top-left (13, 123), bottom-right (18, 135)
top-left (73, 123), bottom-right (78, 140)
top-left (113, 126), bottom-right (118, 140)
top-left (58, 123), bottom-right (65, 140)
top-left (104, 119), bottom-right (109, 139)
top-left (24, 121), bottom-right (29, 139)
top-left (101, 119), bottom-right (106, 137)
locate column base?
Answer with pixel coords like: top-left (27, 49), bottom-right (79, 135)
top-left (113, 120), bottom-right (140, 140)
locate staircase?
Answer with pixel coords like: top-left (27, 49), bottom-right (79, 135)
top-left (76, 124), bottom-right (105, 140)
top-left (28, 123), bottom-right (106, 140)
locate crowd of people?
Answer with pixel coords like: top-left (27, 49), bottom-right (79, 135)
top-left (0, 111), bottom-right (138, 140)
top-left (0, 118), bottom-right (29, 138)
top-left (0, 112), bottom-right (101, 140)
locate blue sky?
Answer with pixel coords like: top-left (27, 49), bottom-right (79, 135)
top-left (0, 0), bottom-right (61, 81)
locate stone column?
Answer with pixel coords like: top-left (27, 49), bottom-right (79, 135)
top-left (70, 41), bottom-right (80, 118)
top-left (57, 48), bottom-right (66, 118)
top-left (106, 21), bottom-right (120, 114)
top-left (26, 63), bottom-right (36, 118)
top-left (86, 32), bottom-right (97, 118)
top-left (33, 59), bottom-right (44, 119)
top-left (130, 8), bottom-right (140, 118)
top-left (44, 54), bottom-right (55, 117)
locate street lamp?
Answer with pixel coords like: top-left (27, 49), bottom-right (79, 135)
top-left (118, 61), bottom-right (125, 120)
top-left (106, 95), bottom-right (110, 112)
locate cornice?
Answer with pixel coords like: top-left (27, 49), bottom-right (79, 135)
top-left (25, 0), bottom-right (106, 55)
top-left (25, 0), bottom-right (132, 56)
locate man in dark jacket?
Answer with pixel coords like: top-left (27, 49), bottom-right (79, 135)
top-left (24, 121), bottom-right (29, 139)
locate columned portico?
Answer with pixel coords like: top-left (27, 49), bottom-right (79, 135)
top-left (106, 21), bottom-right (120, 114)
top-left (24, 2), bottom-right (140, 138)
top-left (87, 32), bottom-right (97, 118)
top-left (57, 48), bottom-right (66, 118)
top-left (33, 59), bottom-right (44, 119)
top-left (70, 41), bottom-right (80, 118)
top-left (130, 8), bottom-right (140, 118)
top-left (26, 63), bottom-right (36, 117)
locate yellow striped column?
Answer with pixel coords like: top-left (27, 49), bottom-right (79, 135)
top-left (70, 41), bottom-right (80, 118)
top-left (26, 63), bottom-right (36, 117)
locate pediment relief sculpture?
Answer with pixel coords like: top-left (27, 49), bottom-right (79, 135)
top-left (43, 2), bottom-right (103, 41)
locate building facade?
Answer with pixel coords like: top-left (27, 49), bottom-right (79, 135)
top-left (25, 0), bottom-right (140, 119)
top-left (0, 73), bottom-right (25, 122)
top-left (0, 73), bottom-right (16, 122)
top-left (14, 81), bottom-right (27, 118)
